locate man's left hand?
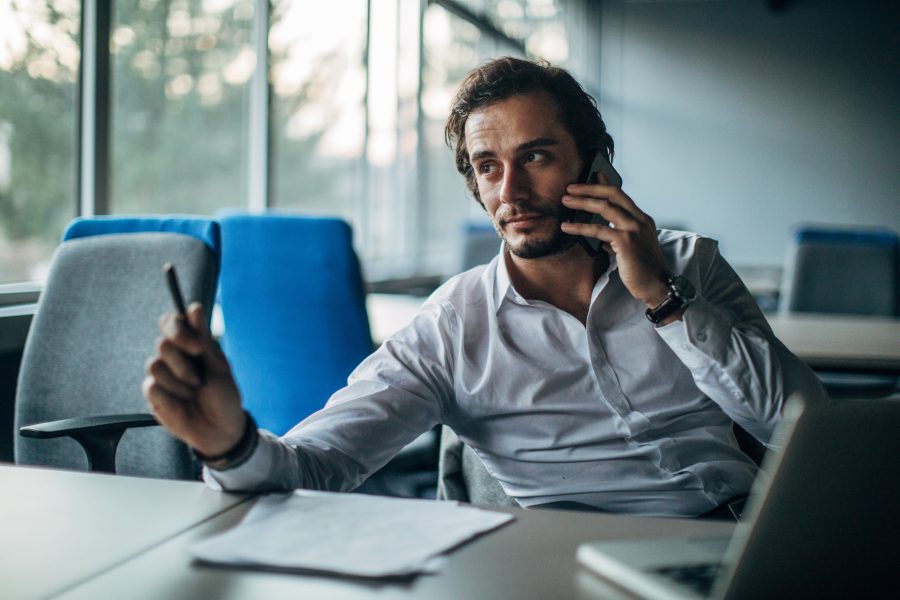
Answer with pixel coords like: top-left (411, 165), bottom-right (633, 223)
top-left (560, 181), bottom-right (670, 308)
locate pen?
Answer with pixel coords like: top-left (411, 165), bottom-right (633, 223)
top-left (163, 262), bottom-right (206, 385)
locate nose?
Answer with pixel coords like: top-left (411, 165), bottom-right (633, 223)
top-left (498, 165), bottom-right (528, 206)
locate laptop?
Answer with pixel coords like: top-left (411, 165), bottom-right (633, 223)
top-left (577, 398), bottom-right (900, 599)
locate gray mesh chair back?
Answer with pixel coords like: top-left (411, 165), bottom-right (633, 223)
top-left (780, 225), bottom-right (899, 316)
top-left (436, 425), bottom-right (517, 506)
top-left (14, 232), bottom-right (219, 479)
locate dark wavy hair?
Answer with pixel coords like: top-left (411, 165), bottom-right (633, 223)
top-left (445, 56), bottom-right (615, 206)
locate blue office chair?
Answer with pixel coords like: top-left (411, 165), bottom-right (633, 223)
top-left (217, 212), bottom-right (374, 436)
top-left (780, 224), bottom-right (899, 317)
top-left (63, 214), bottom-right (221, 249)
top-left (218, 213), bottom-right (438, 497)
top-left (779, 224), bottom-right (899, 398)
top-left (15, 216), bottom-right (220, 478)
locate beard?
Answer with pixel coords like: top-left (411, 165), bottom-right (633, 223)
top-left (492, 201), bottom-right (579, 259)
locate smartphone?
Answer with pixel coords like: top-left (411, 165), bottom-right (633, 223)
top-left (163, 262), bottom-right (205, 384)
top-left (566, 151), bottom-right (623, 256)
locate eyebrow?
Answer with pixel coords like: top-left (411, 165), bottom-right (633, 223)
top-left (469, 137), bottom-right (560, 162)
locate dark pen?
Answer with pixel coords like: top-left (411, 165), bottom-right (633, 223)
top-left (163, 263), bottom-right (206, 385)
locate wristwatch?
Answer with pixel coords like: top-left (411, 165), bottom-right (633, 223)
top-left (645, 274), bottom-right (697, 324)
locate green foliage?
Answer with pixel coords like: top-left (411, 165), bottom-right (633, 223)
top-left (0, 0), bottom-right (366, 282)
top-left (0, 6), bottom-right (77, 244)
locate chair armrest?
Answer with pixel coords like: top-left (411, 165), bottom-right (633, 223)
top-left (19, 413), bottom-right (159, 474)
top-left (19, 413), bottom-right (158, 439)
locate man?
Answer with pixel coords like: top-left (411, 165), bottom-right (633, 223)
top-left (143, 57), bottom-right (826, 517)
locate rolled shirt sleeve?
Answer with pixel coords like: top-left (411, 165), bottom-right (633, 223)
top-left (206, 301), bottom-right (454, 493)
top-left (654, 236), bottom-right (828, 445)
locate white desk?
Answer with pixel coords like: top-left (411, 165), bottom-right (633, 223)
top-left (0, 465), bottom-right (250, 600)
top-left (2, 465), bottom-right (734, 600)
top-left (52, 493), bottom-right (733, 600)
top-left (766, 313), bottom-right (900, 373)
top-left (366, 293), bottom-right (428, 345)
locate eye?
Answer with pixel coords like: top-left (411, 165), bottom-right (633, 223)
top-left (477, 162), bottom-right (496, 175)
top-left (524, 151), bottom-right (547, 164)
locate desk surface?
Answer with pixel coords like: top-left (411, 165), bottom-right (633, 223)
top-left (57, 495), bottom-right (733, 600)
top-left (766, 313), bottom-right (900, 372)
top-left (0, 465), bottom-right (249, 600)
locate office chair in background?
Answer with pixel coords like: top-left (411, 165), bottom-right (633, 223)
top-left (780, 224), bottom-right (899, 317)
top-left (14, 216), bottom-right (220, 478)
top-left (437, 426), bottom-right (517, 507)
top-left (780, 224), bottom-right (899, 398)
top-left (217, 213), bottom-right (374, 435)
top-left (217, 212), bottom-right (438, 497)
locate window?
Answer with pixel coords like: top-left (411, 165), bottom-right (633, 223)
top-left (1, 0), bottom-right (600, 286)
top-left (0, 0), bottom-right (80, 284)
top-left (268, 0), bottom-right (367, 224)
top-left (418, 0), bottom-right (571, 276)
top-left (109, 0), bottom-right (254, 214)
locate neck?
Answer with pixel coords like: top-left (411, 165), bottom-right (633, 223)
top-left (505, 243), bottom-right (608, 324)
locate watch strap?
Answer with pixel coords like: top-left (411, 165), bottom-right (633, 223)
top-left (192, 411), bottom-right (259, 471)
top-left (645, 274), bottom-right (694, 325)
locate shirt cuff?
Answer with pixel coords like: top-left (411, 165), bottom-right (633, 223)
top-left (654, 295), bottom-right (734, 370)
top-left (203, 429), bottom-right (281, 492)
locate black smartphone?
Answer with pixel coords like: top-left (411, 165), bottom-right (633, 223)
top-left (566, 152), bottom-right (623, 256)
top-left (163, 262), bottom-right (205, 384)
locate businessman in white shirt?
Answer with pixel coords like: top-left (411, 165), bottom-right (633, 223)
top-left (143, 57), bottom-right (826, 517)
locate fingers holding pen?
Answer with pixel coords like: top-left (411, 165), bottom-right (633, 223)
top-left (154, 303), bottom-right (211, 388)
top-left (145, 351), bottom-right (199, 399)
top-left (185, 302), bottom-right (231, 374)
top-left (153, 336), bottom-right (202, 388)
top-left (158, 311), bottom-right (205, 357)
top-left (142, 374), bottom-right (198, 439)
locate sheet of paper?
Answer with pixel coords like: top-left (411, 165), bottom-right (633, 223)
top-left (189, 490), bottom-right (515, 578)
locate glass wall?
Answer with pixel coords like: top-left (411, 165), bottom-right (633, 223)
top-left (419, 0), bottom-right (570, 276)
top-left (268, 0), bottom-right (367, 225)
top-left (1, 0), bottom-right (599, 286)
top-left (109, 0), bottom-right (254, 214)
top-left (0, 0), bottom-right (80, 283)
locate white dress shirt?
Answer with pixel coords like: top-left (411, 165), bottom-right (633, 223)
top-left (208, 230), bottom-right (826, 517)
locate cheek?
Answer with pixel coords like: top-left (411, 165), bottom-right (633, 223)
top-left (539, 169), bottom-right (577, 202)
top-left (476, 183), bottom-right (500, 214)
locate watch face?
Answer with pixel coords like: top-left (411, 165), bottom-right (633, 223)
top-left (671, 275), bottom-right (697, 303)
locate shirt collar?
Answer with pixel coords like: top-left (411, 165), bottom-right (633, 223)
top-left (493, 244), bottom-right (518, 313)
top-left (491, 245), bottom-right (620, 315)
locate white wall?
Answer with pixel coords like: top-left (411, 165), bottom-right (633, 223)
top-left (598, 0), bottom-right (899, 267)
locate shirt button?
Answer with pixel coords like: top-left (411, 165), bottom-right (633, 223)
top-left (696, 331), bottom-right (708, 342)
top-left (681, 344), bottom-right (691, 351)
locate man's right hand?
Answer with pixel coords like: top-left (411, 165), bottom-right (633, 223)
top-left (142, 302), bottom-right (247, 457)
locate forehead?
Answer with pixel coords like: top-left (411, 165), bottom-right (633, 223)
top-left (464, 91), bottom-right (574, 155)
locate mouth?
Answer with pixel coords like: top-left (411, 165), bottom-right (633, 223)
top-left (502, 214), bottom-right (546, 229)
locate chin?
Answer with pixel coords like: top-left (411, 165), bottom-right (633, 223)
top-left (505, 231), bottom-right (578, 259)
